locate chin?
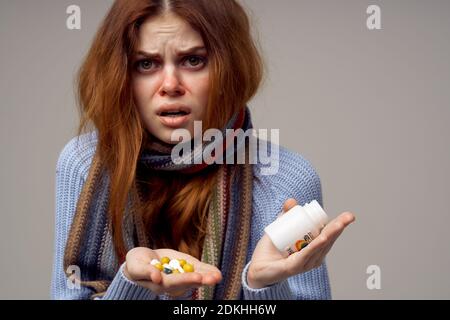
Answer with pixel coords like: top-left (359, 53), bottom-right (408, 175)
top-left (158, 130), bottom-right (185, 145)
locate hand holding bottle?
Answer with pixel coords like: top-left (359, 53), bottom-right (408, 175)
top-left (247, 198), bottom-right (355, 289)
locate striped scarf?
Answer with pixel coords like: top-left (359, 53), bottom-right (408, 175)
top-left (63, 106), bottom-right (254, 300)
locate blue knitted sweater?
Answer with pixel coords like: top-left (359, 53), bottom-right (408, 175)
top-left (50, 131), bottom-right (332, 300)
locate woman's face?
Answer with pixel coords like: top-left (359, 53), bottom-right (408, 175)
top-left (131, 12), bottom-right (210, 145)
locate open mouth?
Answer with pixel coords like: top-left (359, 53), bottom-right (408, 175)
top-left (159, 110), bottom-right (190, 117)
top-left (157, 107), bottom-right (191, 128)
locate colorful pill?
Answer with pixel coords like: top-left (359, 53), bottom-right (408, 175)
top-left (163, 267), bottom-right (173, 274)
top-left (178, 259), bottom-right (187, 267)
top-left (183, 263), bottom-right (194, 273)
top-left (177, 266), bottom-right (185, 273)
top-left (160, 257), bottom-right (170, 264)
top-left (154, 263), bottom-right (163, 271)
top-left (162, 263), bottom-right (172, 270)
top-left (150, 259), bottom-right (160, 266)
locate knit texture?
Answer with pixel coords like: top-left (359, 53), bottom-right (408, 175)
top-left (63, 107), bottom-right (254, 300)
top-left (51, 130), bottom-right (332, 300)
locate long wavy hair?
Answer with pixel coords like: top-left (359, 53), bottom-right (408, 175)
top-left (75, 0), bottom-right (264, 261)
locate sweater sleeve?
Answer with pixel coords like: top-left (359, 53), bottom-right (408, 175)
top-left (275, 146), bottom-right (332, 299)
top-left (50, 134), bottom-right (157, 300)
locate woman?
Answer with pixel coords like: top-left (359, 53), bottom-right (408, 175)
top-left (51, 0), bottom-right (355, 300)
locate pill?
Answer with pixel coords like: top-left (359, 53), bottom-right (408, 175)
top-left (162, 263), bottom-right (173, 270)
top-left (154, 263), bottom-right (163, 271)
top-left (178, 259), bottom-right (187, 267)
top-left (177, 266), bottom-right (185, 273)
top-left (160, 257), bottom-right (170, 264)
top-left (150, 259), bottom-right (160, 266)
top-left (163, 267), bottom-right (173, 274)
top-left (183, 263), bottom-right (194, 273)
top-left (169, 259), bottom-right (181, 269)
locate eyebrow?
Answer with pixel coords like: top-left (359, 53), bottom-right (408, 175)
top-left (134, 46), bottom-right (207, 58)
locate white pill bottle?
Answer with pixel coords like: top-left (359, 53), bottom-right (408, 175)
top-left (264, 200), bottom-right (329, 255)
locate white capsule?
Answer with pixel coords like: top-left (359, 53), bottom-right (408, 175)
top-left (169, 259), bottom-right (181, 269)
top-left (177, 266), bottom-right (185, 273)
top-left (162, 263), bottom-right (173, 270)
top-left (150, 259), bottom-right (160, 266)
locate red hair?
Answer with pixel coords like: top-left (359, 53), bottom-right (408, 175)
top-left (75, 0), bottom-right (264, 261)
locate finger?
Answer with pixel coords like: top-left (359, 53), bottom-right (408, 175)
top-left (126, 261), bottom-right (162, 284)
top-left (152, 250), bottom-right (222, 285)
top-left (286, 234), bottom-right (327, 272)
top-left (168, 288), bottom-right (192, 298)
top-left (160, 271), bottom-right (203, 290)
top-left (307, 235), bottom-right (339, 271)
top-left (300, 233), bottom-right (329, 268)
top-left (304, 242), bottom-right (329, 271)
top-left (165, 266), bottom-right (221, 286)
top-left (306, 220), bottom-right (344, 263)
top-left (194, 262), bottom-right (220, 273)
top-left (200, 271), bottom-right (223, 285)
top-left (150, 266), bottom-right (163, 284)
top-left (161, 259), bottom-right (222, 285)
top-left (285, 234), bottom-right (328, 275)
top-left (188, 262), bottom-right (223, 283)
top-left (307, 218), bottom-right (350, 269)
top-left (200, 270), bottom-right (223, 284)
top-left (190, 265), bottom-right (222, 285)
top-left (338, 211), bottom-right (356, 226)
top-left (320, 214), bottom-right (350, 240)
top-left (282, 198), bottom-right (298, 213)
top-left (321, 223), bottom-right (347, 257)
top-left (136, 273), bottom-right (201, 295)
top-left (304, 232), bottom-right (329, 254)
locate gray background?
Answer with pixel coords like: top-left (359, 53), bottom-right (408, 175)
top-left (1, 0), bottom-right (449, 299)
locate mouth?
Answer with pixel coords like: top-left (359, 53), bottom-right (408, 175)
top-left (157, 104), bottom-right (192, 116)
top-left (158, 110), bottom-right (190, 117)
top-left (156, 104), bottom-right (192, 128)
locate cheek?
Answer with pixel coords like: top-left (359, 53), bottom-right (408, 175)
top-left (196, 74), bottom-right (210, 97)
top-left (187, 72), bottom-right (210, 107)
top-left (132, 77), bottom-right (160, 117)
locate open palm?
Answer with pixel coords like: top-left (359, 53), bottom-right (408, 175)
top-left (124, 247), bottom-right (223, 297)
top-left (247, 198), bottom-right (355, 289)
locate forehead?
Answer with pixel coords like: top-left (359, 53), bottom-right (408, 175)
top-left (137, 13), bottom-right (204, 50)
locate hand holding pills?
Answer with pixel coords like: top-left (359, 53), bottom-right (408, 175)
top-left (123, 247), bottom-right (223, 297)
top-left (247, 198), bottom-right (355, 289)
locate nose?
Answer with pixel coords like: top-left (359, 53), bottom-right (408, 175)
top-left (159, 67), bottom-right (185, 97)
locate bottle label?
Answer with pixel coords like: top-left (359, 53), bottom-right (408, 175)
top-left (286, 231), bottom-right (314, 255)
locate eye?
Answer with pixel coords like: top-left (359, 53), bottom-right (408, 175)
top-left (135, 59), bottom-right (155, 72)
top-left (183, 55), bottom-right (207, 68)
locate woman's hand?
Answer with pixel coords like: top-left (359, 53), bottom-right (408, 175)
top-left (123, 247), bottom-right (223, 297)
top-left (247, 198), bottom-right (355, 289)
